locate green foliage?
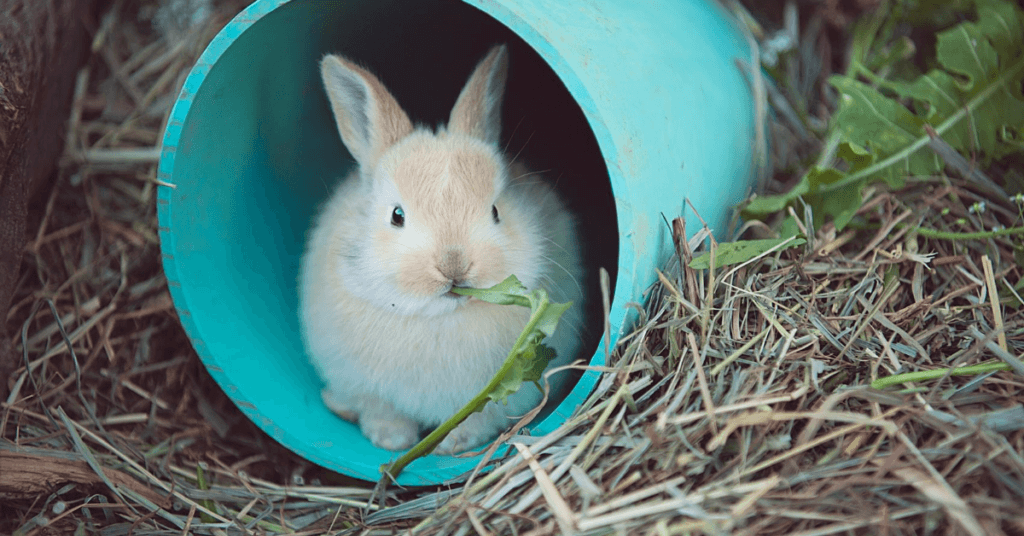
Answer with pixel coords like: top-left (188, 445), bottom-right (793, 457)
top-left (745, 0), bottom-right (1024, 233)
top-left (871, 361), bottom-right (1012, 389)
top-left (688, 237), bottom-right (806, 270)
top-left (381, 276), bottom-right (570, 481)
top-left (457, 277), bottom-right (570, 403)
top-left (195, 463), bottom-right (217, 523)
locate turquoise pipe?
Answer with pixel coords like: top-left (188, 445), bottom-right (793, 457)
top-left (158, 0), bottom-right (758, 485)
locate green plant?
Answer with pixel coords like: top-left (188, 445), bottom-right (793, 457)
top-left (871, 361), bottom-right (1012, 389)
top-left (688, 237), bottom-right (806, 270)
top-left (380, 275), bottom-right (570, 481)
top-left (745, 0), bottom-right (1024, 233)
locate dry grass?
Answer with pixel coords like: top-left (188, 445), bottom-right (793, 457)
top-left (3, 1), bottom-right (1023, 535)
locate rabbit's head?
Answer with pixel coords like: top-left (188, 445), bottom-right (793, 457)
top-left (320, 45), bottom-right (555, 317)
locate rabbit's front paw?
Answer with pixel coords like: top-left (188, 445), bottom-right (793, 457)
top-left (321, 388), bottom-right (358, 422)
top-left (360, 407), bottom-right (420, 451)
top-left (435, 410), bottom-right (505, 454)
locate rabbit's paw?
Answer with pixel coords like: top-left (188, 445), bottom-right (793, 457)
top-left (360, 408), bottom-right (420, 451)
top-left (321, 388), bottom-right (358, 422)
top-left (435, 411), bottom-right (504, 455)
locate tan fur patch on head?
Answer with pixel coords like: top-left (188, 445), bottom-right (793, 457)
top-left (383, 134), bottom-right (506, 297)
top-left (448, 148), bottom-right (498, 201)
top-left (390, 137), bottom-right (498, 239)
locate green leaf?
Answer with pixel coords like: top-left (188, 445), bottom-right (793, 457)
top-left (976, 0), bottom-right (1024, 58)
top-left (930, 7), bottom-right (1024, 161)
top-left (871, 361), bottom-right (1012, 389)
top-left (885, 70), bottom-right (963, 123)
top-left (743, 178), bottom-right (810, 216)
top-left (689, 237), bottom-right (806, 270)
top-left (451, 275), bottom-right (531, 307)
top-left (534, 300), bottom-right (571, 338)
top-left (381, 275), bottom-right (571, 481)
top-left (778, 214), bottom-right (804, 239)
top-left (801, 149), bottom-right (872, 230)
top-left (746, 0), bottom-right (1024, 231)
top-left (813, 188), bottom-right (864, 232)
top-left (830, 76), bottom-right (935, 185)
top-left (491, 353), bottom-right (526, 404)
top-left (938, 20), bottom-right (1000, 92)
top-left (488, 342), bottom-right (556, 404)
top-left (837, 140), bottom-right (874, 170)
top-left (195, 463), bottom-right (217, 523)
top-left (523, 343), bottom-right (556, 384)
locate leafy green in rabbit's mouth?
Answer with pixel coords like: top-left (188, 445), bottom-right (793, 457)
top-left (445, 286), bottom-right (470, 299)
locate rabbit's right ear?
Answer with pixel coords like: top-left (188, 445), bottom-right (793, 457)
top-left (320, 55), bottom-right (413, 168)
top-left (449, 45), bottom-right (508, 145)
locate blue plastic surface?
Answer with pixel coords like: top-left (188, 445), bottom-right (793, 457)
top-left (158, 0), bottom-right (756, 485)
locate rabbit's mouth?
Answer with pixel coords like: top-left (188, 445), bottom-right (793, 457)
top-left (445, 286), bottom-right (472, 300)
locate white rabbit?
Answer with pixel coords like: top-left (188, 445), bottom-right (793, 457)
top-left (299, 45), bottom-right (586, 454)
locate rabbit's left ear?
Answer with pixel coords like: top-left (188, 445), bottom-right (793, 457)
top-left (448, 45), bottom-right (509, 145)
top-left (320, 54), bottom-right (413, 169)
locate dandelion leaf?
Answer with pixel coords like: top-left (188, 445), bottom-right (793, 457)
top-left (490, 354), bottom-right (525, 404)
top-left (523, 343), bottom-right (556, 384)
top-left (689, 238), bottom-right (806, 270)
top-left (533, 299), bottom-right (571, 338)
top-left (744, 0), bottom-right (1024, 231)
top-left (744, 178), bottom-right (808, 215)
top-left (829, 76), bottom-right (935, 186)
top-left (452, 274), bottom-right (531, 306)
top-left (488, 337), bottom-right (556, 405)
top-left (449, 276), bottom-right (566, 405)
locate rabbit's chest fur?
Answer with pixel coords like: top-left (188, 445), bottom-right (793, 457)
top-left (312, 281), bottom-right (531, 423)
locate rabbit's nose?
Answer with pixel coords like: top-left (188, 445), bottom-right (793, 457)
top-left (437, 249), bottom-right (469, 282)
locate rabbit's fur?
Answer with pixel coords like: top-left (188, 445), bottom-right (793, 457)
top-left (299, 45), bottom-right (586, 453)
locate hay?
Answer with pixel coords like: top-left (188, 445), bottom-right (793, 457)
top-left (3, 1), bottom-right (1023, 535)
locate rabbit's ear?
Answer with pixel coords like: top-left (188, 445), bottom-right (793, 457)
top-left (448, 45), bottom-right (508, 145)
top-left (321, 55), bottom-right (413, 167)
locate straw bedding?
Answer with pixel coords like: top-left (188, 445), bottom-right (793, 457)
top-left (2, 1), bottom-right (1022, 534)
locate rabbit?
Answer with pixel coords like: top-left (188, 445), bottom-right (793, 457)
top-left (299, 44), bottom-right (586, 454)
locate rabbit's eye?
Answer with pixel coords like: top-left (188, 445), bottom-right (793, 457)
top-left (391, 206), bottom-right (405, 228)
top-left (491, 205), bottom-right (500, 224)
